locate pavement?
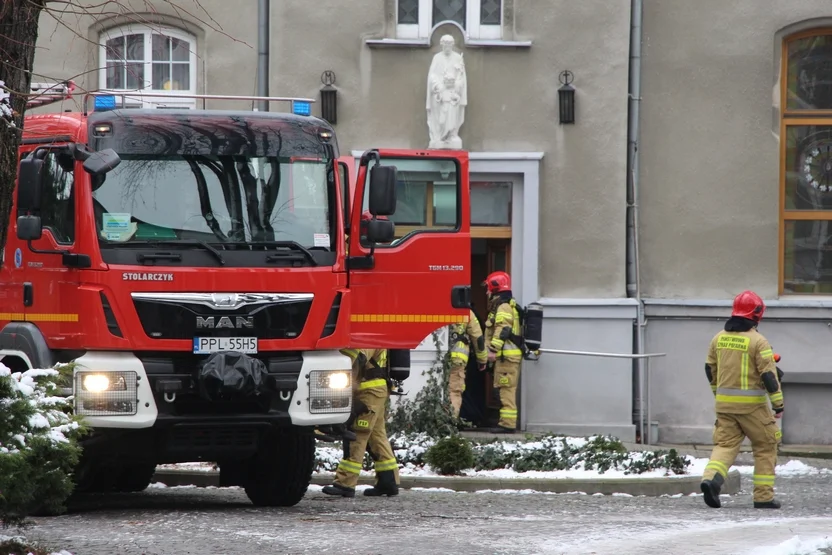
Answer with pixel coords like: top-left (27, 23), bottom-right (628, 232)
top-left (24, 464), bottom-right (832, 555)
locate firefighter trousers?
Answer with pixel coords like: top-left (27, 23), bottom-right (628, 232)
top-left (334, 384), bottom-right (400, 490)
top-left (493, 359), bottom-right (521, 429)
top-left (701, 404), bottom-right (782, 502)
top-left (448, 360), bottom-right (467, 418)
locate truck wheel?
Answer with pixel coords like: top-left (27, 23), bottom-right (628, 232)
top-left (112, 463), bottom-right (157, 493)
top-left (73, 461), bottom-right (118, 493)
top-left (244, 429), bottom-right (315, 507)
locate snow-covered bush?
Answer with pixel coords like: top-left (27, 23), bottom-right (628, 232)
top-left (0, 534), bottom-right (72, 555)
top-left (424, 435), bottom-right (475, 475)
top-left (470, 434), bottom-right (691, 476)
top-left (0, 363), bottom-right (85, 525)
top-left (314, 432), bottom-right (692, 476)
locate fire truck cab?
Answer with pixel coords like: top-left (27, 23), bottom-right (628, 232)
top-left (1, 88), bottom-right (471, 507)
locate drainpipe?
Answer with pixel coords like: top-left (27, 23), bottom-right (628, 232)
top-left (626, 0), bottom-right (647, 443)
top-left (256, 0), bottom-right (270, 112)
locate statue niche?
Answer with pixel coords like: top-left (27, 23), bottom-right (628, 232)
top-left (426, 35), bottom-right (467, 150)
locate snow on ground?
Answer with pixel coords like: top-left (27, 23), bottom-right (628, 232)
top-left (156, 461), bottom-right (217, 472)
top-left (747, 535), bottom-right (832, 555)
top-left (158, 454), bottom-right (831, 481)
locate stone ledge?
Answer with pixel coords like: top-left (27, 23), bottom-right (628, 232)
top-left (365, 38), bottom-right (533, 49)
top-left (151, 468), bottom-right (741, 497)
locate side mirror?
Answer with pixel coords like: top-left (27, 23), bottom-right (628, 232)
top-left (365, 218), bottom-right (395, 244)
top-left (368, 165), bottom-right (397, 216)
top-left (17, 215), bottom-right (42, 241)
top-left (17, 157), bottom-right (44, 212)
top-left (82, 148), bottom-right (121, 176)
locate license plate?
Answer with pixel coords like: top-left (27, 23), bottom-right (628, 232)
top-left (193, 337), bottom-right (258, 354)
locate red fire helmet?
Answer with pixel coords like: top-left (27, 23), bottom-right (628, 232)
top-left (484, 271), bottom-right (511, 294)
top-left (732, 290), bottom-right (765, 322)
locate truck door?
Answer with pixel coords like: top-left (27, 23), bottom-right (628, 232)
top-left (19, 147), bottom-right (85, 347)
top-left (0, 151), bottom-right (29, 331)
top-left (347, 149), bottom-right (471, 348)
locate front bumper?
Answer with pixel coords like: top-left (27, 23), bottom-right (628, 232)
top-left (70, 350), bottom-right (353, 430)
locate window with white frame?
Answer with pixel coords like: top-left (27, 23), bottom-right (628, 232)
top-left (397, 0), bottom-right (502, 40)
top-left (99, 25), bottom-right (197, 109)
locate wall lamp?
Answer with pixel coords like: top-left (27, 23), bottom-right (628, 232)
top-left (558, 70), bottom-right (575, 125)
top-left (320, 70), bottom-right (337, 125)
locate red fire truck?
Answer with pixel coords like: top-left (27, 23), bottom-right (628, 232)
top-left (1, 85), bottom-right (471, 506)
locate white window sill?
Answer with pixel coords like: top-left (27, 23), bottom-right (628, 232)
top-left (365, 37), bottom-right (532, 49)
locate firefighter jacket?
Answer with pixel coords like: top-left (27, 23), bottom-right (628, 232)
top-left (340, 348), bottom-right (388, 392)
top-left (485, 297), bottom-right (523, 363)
top-left (449, 309), bottom-right (487, 366)
top-left (705, 329), bottom-right (784, 415)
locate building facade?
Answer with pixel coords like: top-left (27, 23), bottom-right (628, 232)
top-left (27, 0), bottom-right (832, 444)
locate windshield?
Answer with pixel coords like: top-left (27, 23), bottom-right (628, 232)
top-left (92, 155), bottom-right (332, 249)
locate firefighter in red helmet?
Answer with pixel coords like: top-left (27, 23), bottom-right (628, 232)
top-left (700, 290), bottom-right (783, 510)
top-left (482, 271), bottom-right (522, 433)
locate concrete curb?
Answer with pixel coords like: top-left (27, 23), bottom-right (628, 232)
top-left (151, 468), bottom-right (742, 497)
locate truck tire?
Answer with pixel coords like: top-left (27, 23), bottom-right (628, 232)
top-left (73, 461), bottom-right (118, 493)
top-left (112, 463), bottom-right (157, 493)
top-left (244, 429), bottom-right (315, 507)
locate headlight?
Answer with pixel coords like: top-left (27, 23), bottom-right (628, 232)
top-left (324, 371), bottom-right (350, 389)
top-left (82, 373), bottom-right (126, 392)
top-left (308, 370), bottom-right (352, 414)
top-left (75, 371), bottom-right (137, 416)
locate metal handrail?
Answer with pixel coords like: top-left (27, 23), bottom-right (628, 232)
top-left (538, 348), bottom-right (666, 360)
top-left (536, 348), bottom-right (666, 446)
top-left (81, 91), bottom-right (317, 115)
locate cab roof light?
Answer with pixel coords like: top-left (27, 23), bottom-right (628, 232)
top-left (93, 124), bottom-right (112, 136)
top-left (94, 95), bottom-right (117, 112)
top-left (292, 100), bottom-right (311, 116)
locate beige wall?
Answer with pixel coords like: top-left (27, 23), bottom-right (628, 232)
top-left (30, 0), bottom-right (632, 299)
top-left (639, 0), bottom-right (832, 298)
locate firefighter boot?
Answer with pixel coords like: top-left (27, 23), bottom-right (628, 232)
top-left (700, 472), bottom-right (725, 509)
top-left (363, 470), bottom-right (399, 497)
top-left (754, 499), bottom-right (782, 509)
top-left (322, 483), bottom-right (356, 498)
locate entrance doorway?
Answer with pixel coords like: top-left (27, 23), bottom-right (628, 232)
top-left (460, 237), bottom-right (512, 428)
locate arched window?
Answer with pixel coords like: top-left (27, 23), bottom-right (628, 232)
top-left (397, 0), bottom-right (502, 40)
top-left (98, 25), bottom-right (197, 109)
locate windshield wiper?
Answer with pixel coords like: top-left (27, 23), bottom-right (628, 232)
top-left (225, 241), bottom-right (319, 266)
top-left (128, 240), bottom-right (227, 266)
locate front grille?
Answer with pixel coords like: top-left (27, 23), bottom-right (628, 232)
top-left (133, 298), bottom-right (312, 339)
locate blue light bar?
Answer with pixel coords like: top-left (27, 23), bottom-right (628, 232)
top-left (292, 100), bottom-right (311, 116)
top-left (94, 95), bottom-right (117, 111)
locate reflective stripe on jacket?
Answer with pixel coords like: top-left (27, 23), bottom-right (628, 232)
top-left (705, 330), bottom-right (782, 414)
top-left (485, 300), bottom-right (522, 362)
top-left (340, 348), bottom-right (388, 391)
top-left (449, 309), bottom-right (487, 365)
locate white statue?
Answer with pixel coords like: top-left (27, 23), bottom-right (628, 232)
top-left (426, 35), bottom-right (467, 150)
